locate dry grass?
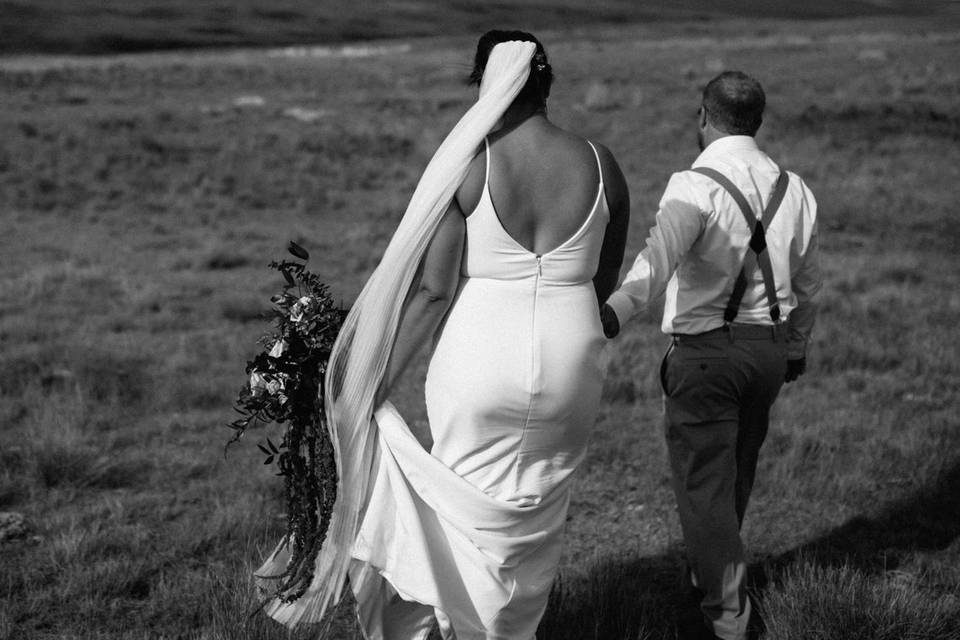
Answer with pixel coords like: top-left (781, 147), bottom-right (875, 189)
top-left (1, 11), bottom-right (959, 640)
top-left (760, 561), bottom-right (960, 640)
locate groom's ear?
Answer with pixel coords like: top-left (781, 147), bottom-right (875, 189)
top-left (697, 105), bottom-right (707, 129)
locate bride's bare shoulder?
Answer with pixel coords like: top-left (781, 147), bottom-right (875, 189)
top-left (544, 127), bottom-right (605, 169)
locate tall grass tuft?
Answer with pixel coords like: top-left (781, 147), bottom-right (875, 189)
top-left (759, 561), bottom-right (960, 640)
top-left (10, 390), bottom-right (146, 492)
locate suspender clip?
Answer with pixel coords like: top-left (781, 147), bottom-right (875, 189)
top-left (774, 318), bottom-right (787, 343)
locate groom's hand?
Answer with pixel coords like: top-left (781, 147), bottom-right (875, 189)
top-left (600, 303), bottom-right (620, 339)
top-left (784, 357), bottom-right (806, 383)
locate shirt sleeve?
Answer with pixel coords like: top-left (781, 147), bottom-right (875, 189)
top-left (786, 184), bottom-right (823, 359)
top-left (606, 172), bottom-right (705, 326)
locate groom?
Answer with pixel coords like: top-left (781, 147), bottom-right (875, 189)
top-left (602, 71), bottom-right (822, 640)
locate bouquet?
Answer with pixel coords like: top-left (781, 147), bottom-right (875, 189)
top-left (227, 241), bottom-right (345, 603)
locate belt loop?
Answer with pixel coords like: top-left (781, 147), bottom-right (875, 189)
top-left (726, 321), bottom-right (735, 344)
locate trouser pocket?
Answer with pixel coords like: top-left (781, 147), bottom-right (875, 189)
top-left (664, 341), bottom-right (738, 424)
top-left (659, 343), bottom-right (674, 396)
top-left (662, 341), bottom-right (732, 399)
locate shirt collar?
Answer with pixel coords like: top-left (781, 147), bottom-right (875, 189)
top-left (692, 135), bottom-right (759, 167)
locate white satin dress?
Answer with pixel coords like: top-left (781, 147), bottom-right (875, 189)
top-left (349, 140), bottom-right (610, 640)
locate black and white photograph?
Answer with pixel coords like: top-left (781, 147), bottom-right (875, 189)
top-left (1, 1), bottom-right (959, 639)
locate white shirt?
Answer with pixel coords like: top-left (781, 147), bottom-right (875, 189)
top-left (606, 135), bottom-right (821, 358)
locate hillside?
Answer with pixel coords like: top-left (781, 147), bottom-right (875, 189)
top-left (0, 0), bottom-right (956, 55)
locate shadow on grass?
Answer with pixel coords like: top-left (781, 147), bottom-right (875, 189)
top-left (529, 461), bottom-right (960, 639)
top-left (536, 550), bottom-right (689, 640)
top-left (757, 459), bottom-right (960, 587)
top-left (750, 460), bottom-right (960, 639)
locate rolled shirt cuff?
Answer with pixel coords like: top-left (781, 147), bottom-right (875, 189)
top-left (605, 290), bottom-right (636, 328)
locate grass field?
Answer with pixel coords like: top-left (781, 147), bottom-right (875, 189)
top-left (0, 0), bottom-right (953, 55)
top-left (2, 6), bottom-right (960, 640)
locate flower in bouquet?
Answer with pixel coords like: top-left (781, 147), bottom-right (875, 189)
top-left (289, 296), bottom-right (315, 324)
top-left (249, 371), bottom-right (281, 397)
top-left (249, 371), bottom-right (289, 404)
top-left (268, 339), bottom-right (287, 358)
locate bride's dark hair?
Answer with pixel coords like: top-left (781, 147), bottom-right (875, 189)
top-left (468, 30), bottom-right (553, 108)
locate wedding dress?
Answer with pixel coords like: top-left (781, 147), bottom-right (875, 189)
top-left (347, 138), bottom-right (611, 639)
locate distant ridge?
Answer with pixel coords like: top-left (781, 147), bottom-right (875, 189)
top-left (1, 0), bottom-right (957, 56)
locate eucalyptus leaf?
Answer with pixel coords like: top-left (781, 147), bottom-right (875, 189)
top-left (288, 241), bottom-right (309, 261)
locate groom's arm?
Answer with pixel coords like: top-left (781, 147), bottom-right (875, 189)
top-left (785, 184), bottom-right (822, 381)
top-left (603, 172), bottom-right (705, 337)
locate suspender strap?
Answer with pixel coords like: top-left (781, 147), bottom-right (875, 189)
top-left (755, 172), bottom-right (789, 322)
top-left (691, 166), bottom-right (790, 323)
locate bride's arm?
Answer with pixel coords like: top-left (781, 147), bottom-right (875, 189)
top-left (376, 201), bottom-right (466, 404)
top-left (593, 143), bottom-right (630, 307)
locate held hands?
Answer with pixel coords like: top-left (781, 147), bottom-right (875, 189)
top-left (785, 357), bottom-right (806, 383)
top-left (600, 303), bottom-right (620, 339)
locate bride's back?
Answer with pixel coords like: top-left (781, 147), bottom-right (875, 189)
top-left (458, 119), bottom-right (604, 257)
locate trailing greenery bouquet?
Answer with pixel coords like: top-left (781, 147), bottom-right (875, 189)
top-left (227, 242), bottom-right (345, 604)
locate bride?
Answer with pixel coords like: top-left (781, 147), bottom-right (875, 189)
top-left (257, 30), bottom-right (630, 639)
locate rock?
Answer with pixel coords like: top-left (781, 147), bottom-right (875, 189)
top-left (233, 95), bottom-right (266, 108)
top-left (858, 48), bottom-right (888, 63)
top-left (283, 107), bottom-right (328, 123)
top-left (0, 512), bottom-right (27, 542)
top-left (705, 56), bottom-right (725, 73)
top-left (583, 82), bottom-right (620, 112)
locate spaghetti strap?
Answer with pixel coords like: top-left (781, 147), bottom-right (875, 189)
top-left (587, 141), bottom-right (603, 185)
top-left (483, 137), bottom-right (491, 191)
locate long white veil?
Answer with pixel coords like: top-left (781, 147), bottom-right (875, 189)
top-left (259, 40), bottom-right (537, 625)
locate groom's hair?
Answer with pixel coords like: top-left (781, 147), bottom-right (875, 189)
top-left (468, 30), bottom-right (553, 108)
top-left (701, 71), bottom-right (765, 136)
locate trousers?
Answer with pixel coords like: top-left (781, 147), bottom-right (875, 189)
top-left (660, 324), bottom-right (787, 640)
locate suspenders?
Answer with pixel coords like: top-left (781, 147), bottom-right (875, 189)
top-left (691, 167), bottom-right (790, 324)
